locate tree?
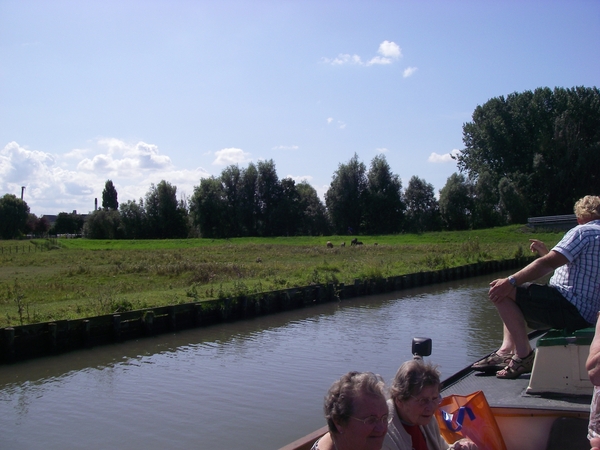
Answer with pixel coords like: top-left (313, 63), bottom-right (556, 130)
top-left (84, 209), bottom-right (123, 239)
top-left (439, 173), bottom-right (472, 230)
top-left (404, 176), bottom-right (441, 233)
top-left (472, 171), bottom-right (504, 229)
top-left (51, 212), bottom-right (85, 235)
top-left (457, 86), bottom-right (600, 217)
top-left (325, 154), bottom-right (368, 235)
top-left (102, 180), bottom-right (119, 210)
top-left (25, 214), bottom-right (50, 237)
top-left (363, 154), bottom-right (404, 234)
top-left (239, 163), bottom-right (259, 236)
top-left (119, 199), bottom-right (147, 239)
top-left (498, 176), bottom-right (529, 224)
top-left (0, 194), bottom-right (30, 239)
top-left (296, 182), bottom-right (330, 236)
top-left (189, 177), bottom-right (228, 238)
top-left (274, 178), bottom-right (302, 236)
top-left (221, 165), bottom-right (243, 237)
top-left (256, 160), bottom-right (282, 236)
top-left (144, 181), bottom-right (189, 238)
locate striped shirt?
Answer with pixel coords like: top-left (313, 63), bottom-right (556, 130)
top-left (549, 219), bottom-right (600, 324)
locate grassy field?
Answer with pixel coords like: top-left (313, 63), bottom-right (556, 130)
top-left (0, 225), bottom-right (565, 327)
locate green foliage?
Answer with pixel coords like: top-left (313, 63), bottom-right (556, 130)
top-left (325, 153), bottom-right (368, 234)
top-left (404, 176), bottom-right (441, 233)
top-left (189, 162), bottom-right (330, 238)
top-left (51, 211), bottom-right (84, 235)
top-left (458, 86), bottom-right (600, 218)
top-left (439, 173), bottom-right (472, 230)
top-left (0, 194), bottom-right (30, 239)
top-left (145, 180), bottom-right (189, 238)
top-left (84, 209), bottom-right (123, 239)
top-left (102, 180), bottom-right (119, 210)
top-left (364, 154), bottom-right (405, 234)
top-left (190, 176), bottom-right (227, 238)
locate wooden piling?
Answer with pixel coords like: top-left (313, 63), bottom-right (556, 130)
top-left (48, 323), bottom-right (57, 352)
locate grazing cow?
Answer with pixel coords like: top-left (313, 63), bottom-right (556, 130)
top-left (326, 241), bottom-right (333, 248)
top-left (341, 242), bottom-right (345, 247)
top-left (351, 238), bottom-right (358, 246)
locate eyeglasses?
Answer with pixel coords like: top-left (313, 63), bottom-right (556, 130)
top-left (411, 395), bottom-right (442, 408)
top-left (351, 414), bottom-right (389, 426)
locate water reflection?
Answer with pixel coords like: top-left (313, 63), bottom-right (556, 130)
top-left (0, 272), bottom-right (508, 449)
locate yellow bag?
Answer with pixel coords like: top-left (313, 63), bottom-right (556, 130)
top-left (434, 390), bottom-right (507, 450)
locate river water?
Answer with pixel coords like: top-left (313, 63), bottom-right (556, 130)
top-left (0, 272), bottom-right (508, 449)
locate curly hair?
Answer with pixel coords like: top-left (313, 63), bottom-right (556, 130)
top-left (323, 371), bottom-right (386, 434)
top-left (389, 360), bottom-right (440, 402)
top-left (574, 196), bottom-right (600, 220)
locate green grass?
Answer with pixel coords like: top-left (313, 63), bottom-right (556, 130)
top-left (0, 225), bottom-right (565, 327)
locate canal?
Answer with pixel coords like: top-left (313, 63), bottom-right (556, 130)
top-left (0, 271), bottom-right (508, 449)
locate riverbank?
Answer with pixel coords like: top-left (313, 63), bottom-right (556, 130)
top-left (0, 256), bottom-right (533, 363)
top-left (0, 225), bottom-right (563, 329)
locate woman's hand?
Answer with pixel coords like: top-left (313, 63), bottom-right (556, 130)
top-left (451, 438), bottom-right (478, 450)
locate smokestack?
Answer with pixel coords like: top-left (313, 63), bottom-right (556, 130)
top-left (21, 186), bottom-right (25, 200)
top-left (95, 198), bottom-right (98, 211)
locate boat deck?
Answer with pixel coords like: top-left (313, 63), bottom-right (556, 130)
top-left (441, 332), bottom-right (591, 413)
top-left (440, 332), bottom-right (592, 450)
top-left (441, 365), bottom-right (592, 413)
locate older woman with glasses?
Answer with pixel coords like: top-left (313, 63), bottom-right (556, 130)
top-left (382, 360), bottom-right (477, 450)
top-left (312, 371), bottom-right (389, 450)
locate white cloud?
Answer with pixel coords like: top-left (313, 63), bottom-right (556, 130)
top-left (327, 117), bottom-right (333, 124)
top-left (403, 67), bottom-right (418, 78)
top-left (367, 41), bottom-right (402, 65)
top-left (367, 56), bottom-right (393, 66)
top-left (0, 140), bottom-right (210, 215)
top-left (77, 140), bottom-right (173, 175)
top-left (337, 121), bottom-right (346, 129)
top-left (428, 149), bottom-right (461, 163)
top-left (376, 147), bottom-right (389, 153)
top-left (212, 147), bottom-right (252, 166)
top-left (322, 54), bottom-right (363, 65)
top-left (272, 145), bottom-right (299, 151)
top-left (323, 41), bottom-right (402, 66)
top-left (63, 148), bottom-right (89, 159)
top-left (378, 40), bottom-right (402, 59)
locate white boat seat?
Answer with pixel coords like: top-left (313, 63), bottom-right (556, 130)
top-left (528, 328), bottom-right (595, 395)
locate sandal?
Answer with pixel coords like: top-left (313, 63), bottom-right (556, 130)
top-left (471, 351), bottom-right (514, 372)
top-left (496, 350), bottom-right (535, 379)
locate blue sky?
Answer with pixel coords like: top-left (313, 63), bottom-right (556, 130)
top-left (1, 1), bottom-right (599, 216)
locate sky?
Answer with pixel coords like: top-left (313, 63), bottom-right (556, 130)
top-left (1, 1), bottom-right (599, 217)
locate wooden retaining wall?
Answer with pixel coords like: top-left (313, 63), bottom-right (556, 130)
top-left (0, 257), bottom-right (532, 364)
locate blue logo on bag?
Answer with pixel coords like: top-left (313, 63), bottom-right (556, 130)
top-left (442, 406), bottom-right (476, 432)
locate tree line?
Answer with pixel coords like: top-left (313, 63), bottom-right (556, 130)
top-left (80, 156), bottom-right (442, 239)
top-left (1, 86), bottom-right (598, 240)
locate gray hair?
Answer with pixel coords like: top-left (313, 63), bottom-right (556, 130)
top-left (574, 196), bottom-right (600, 220)
top-left (389, 360), bottom-right (440, 402)
top-left (323, 371), bottom-right (386, 434)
